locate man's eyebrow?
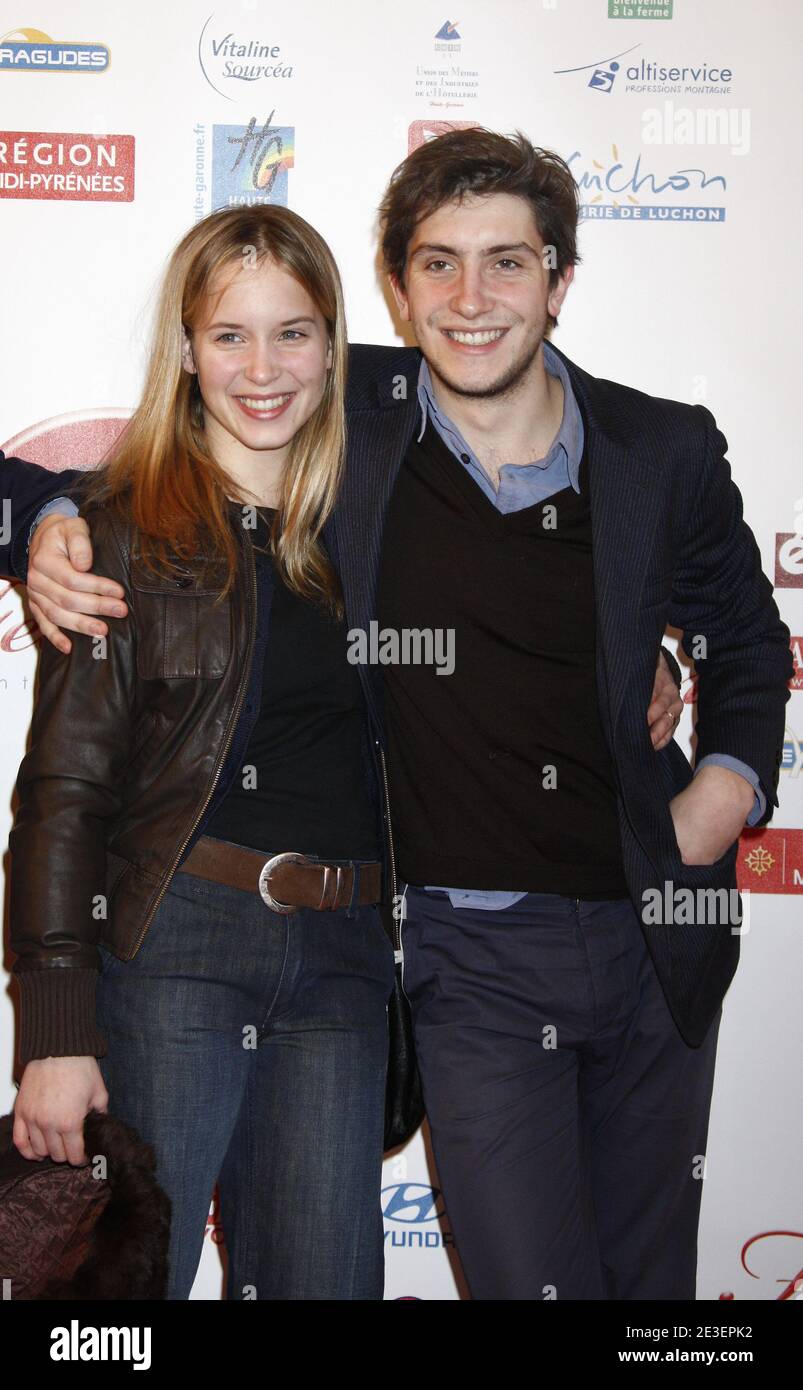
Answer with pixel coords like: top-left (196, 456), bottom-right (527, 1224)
top-left (409, 241), bottom-right (540, 259)
top-left (484, 242), bottom-right (539, 257)
top-left (205, 315), bottom-right (317, 330)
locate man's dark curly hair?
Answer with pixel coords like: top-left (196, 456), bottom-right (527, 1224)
top-left (378, 127), bottom-right (581, 329)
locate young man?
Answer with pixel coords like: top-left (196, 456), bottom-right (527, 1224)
top-left (1, 129), bottom-right (791, 1299)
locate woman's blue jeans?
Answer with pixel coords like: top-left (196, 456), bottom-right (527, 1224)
top-left (95, 849), bottom-right (395, 1300)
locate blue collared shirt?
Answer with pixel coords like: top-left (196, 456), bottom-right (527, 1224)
top-left (416, 343), bottom-right (584, 511)
top-left (418, 341), bottom-right (764, 910)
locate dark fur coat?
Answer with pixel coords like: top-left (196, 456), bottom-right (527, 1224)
top-left (0, 1109), bottom-right (170, 1299)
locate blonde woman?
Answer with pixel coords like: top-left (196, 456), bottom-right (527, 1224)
top-left (9, 206), bottom-right (395, 1300)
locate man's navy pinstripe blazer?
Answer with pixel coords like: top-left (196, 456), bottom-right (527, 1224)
top-left (332, 340), bottom-right (793, 1048)
top-left (0, 340), bottom-right (793, 1047)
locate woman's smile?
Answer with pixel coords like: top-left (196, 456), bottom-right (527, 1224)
top-left (233, 391), bottom-right (296, 421)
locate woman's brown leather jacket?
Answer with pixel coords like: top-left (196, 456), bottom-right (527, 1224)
top-left (9, 501), bottom-right (258, 1064)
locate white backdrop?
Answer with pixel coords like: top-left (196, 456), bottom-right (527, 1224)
top-left (0, 0), bottom-right (800, 1301)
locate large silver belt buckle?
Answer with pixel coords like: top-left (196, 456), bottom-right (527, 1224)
top-left (258, 851), bottom-right (306, 913)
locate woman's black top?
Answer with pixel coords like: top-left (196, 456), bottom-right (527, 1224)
top-left (204, 508), bottom-right (380, 859)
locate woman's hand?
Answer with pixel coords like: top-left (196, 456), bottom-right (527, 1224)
top-left (13, 1056), bottom-right (109, 1166)
top-left (27, 514), bottom-right (128, 654)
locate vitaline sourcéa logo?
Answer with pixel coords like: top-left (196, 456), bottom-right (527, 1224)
top-left (198, 13), bottom-right (294, 100)
top-left (0, 27), bottom-right (109, 72)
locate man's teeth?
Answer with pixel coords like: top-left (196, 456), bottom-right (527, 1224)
top-left (445, 329), bottom-right (506, 345)
top-left (239, 393), bottom-right (293, 411)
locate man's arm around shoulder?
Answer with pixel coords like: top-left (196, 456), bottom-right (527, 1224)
top-left (0, 451), bottom-right (83, 581)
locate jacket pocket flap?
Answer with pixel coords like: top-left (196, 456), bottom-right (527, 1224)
top-left (131, 554), bottom-right (227, 596)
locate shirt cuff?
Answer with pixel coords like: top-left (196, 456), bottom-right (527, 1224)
top-left (27, 496), bottom-right (80, 551)
top-left (694, 754), bottom-right (766, 826)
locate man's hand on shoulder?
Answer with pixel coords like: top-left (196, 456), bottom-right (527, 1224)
top-left (27, 514), bottom-right (128, 654)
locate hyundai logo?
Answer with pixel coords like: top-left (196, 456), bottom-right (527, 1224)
top-left (381, 1183), bottom-right (446, 1223)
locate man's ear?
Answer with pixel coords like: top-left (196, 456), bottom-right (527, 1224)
top-left (180, 328), bottom-right (196, 374)
top-left (388, 273), bottom-right (411, 323)
top-left (547, 263), bottom-right (574, 323)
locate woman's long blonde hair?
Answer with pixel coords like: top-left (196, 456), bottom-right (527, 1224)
top-left (80, 204), bottom-right (348, 613)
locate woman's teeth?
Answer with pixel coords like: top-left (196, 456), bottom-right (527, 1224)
top-left (444, 329), bottom-right (506, 345)
top-left (238, 393), bottom-right (293, 412)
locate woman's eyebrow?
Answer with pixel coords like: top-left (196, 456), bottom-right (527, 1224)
top-left (205, 315), bottom-right (317, 330)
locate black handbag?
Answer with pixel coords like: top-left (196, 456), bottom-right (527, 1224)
top-left (381, 900), bottom-right (424, 1151)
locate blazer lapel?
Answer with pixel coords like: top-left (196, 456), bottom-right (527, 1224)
top-left (555, 350), bottom-right (664, 739)
top-left (588, 432), bottom-right (663, 737)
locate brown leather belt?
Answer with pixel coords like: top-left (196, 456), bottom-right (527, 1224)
top-left (177, 836), bottom-right (382, 914)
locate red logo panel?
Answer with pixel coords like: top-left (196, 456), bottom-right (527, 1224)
top-left (0, 130), bottom-right (134, 201)
top-left (737, 828), bottom-right (803, 894)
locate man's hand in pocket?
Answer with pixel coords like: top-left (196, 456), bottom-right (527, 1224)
top-left (669, 764), bottom-right (756, 866)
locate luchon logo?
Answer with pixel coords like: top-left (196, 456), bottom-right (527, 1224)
top-left (567, 141), bottom-right (726, 222)
top-left (193, 111), bottom-right (294, 215)
top-left (198, 13), bottom-right (293, 100)
top-left (382, 1183), bottom-right (454, 1250)
top-left (0, 131), bottom-right (134, 202)
top-left (554, 44), bottom-right (733, 96)
top-left (0, 26), bottom-right (109, 72)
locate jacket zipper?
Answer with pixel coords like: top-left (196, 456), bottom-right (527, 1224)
top-left (128, 533), bottom-right (258, 956)
top-left (376, 739), bottom-right (402, 958)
